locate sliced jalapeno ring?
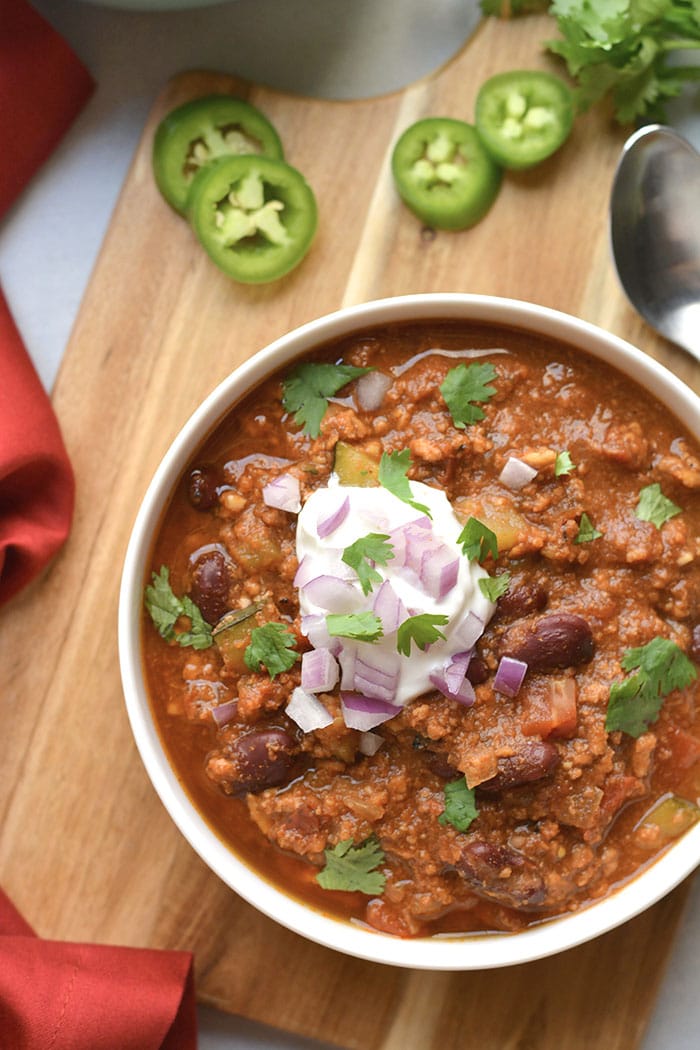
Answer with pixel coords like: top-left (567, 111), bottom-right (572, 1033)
top-left (188, 154), bottom-right (317, 284)
top-left (153, 95), bottom-right (284, 214)
top-left (391, 117), bottom-right (502, 231)
top-left (475, 71), bottom-right (574, 171)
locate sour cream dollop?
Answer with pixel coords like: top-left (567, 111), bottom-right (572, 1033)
top-left (295, 478), bottom-right (495, 713)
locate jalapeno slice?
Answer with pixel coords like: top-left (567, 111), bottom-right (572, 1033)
top-left (153, 95), bottom-right (284, 214)
top-left (188, 154), bottom-right (317, 284)
top-left (475, 71), bottom-right (574, 171)
top-left (391, 117), bottom-right (502, 231)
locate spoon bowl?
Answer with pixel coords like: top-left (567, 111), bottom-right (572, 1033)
top-left (610, 123), bottom-right (700, 361)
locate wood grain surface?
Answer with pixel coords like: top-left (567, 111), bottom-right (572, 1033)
top-left (1, 13), bottom-right (698, 1049)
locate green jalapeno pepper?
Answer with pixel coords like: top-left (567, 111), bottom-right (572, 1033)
top-left (391, 117), bottom-right (502, 231)
top-left (475, 71), bottom-right (574, 171)
top-left (188, 154), bottom-right (317, 284)
top-left (153, 95), bottom-right (284, 214)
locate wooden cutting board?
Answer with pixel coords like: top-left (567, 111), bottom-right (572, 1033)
top-left (1, 13), bottom-right (698, 1049)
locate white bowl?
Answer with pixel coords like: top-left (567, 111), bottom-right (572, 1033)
top-left (118, 293), bottom-right (700, 970)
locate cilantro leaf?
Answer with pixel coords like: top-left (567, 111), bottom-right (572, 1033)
top-left (478, 572), bottom-right (511, 602)
top-left (316, 835), bottom-right (386, 894)
top-left (342, 533), bottom-right (394, 595)
top-left (574, 512), bottom-right (603, 543)
top-left (378, 449), bottom-right (431, 517)
top-left (244, 622), bottom-right (299, 678)
top-left (457, 517), bottom-right (498, 563)
top-left (326, 612), bottom-right (384, 642)
top-left (440, 362), bottom-right (497, 428)
top-left (635, 483), bottom-right (682, 529)
top-left (438, 778), bottom-right (479, 832)
top-left (605, 636), bottom-right (697, 738)
top-left (144, 566), bottom-right (213, 650)
top-left (396, 613), bottom-right (449, 656)
top-left (282, 363), bottom-right (371, 438)
top-left (555, 450), bottom-right (576, 477)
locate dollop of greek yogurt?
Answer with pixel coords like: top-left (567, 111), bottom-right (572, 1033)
top-left (295, 478), bottom-right (495, 710)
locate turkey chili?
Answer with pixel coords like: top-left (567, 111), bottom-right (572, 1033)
top-left (142, 321), bottom-right (700, 937)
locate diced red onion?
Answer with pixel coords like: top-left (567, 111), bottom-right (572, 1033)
top-left (286, 687), bottom-right (334, 733)
top-left (419, 545), bottom-right (460, 599)
top-left (356, 371), bottom-right (392, 411)
top-left (338, 644), bottom-right (357, 689)
top-left (262, 474), bottom-right (301, 512)
top-left (302, 574), bottom-right (363, 613)
top-left (499, 457), bottom-right (537, 490)
top-left (301, 647), bottom-right (339, 693)
top-left (443, 651), bottom-right (471, 695)
top-left (451, 611), bottom-right (484, 652)
top-left (211, 699), bottom-right (239, 728)
top-left (300, 614), bottom-right (340, 655)
top-left (429, 669), bottom-right (476, 707)
top-left (388, 517), bottom-right (431, 566)
top-left (494, 656), bottom-right (528, 697)
top-left (372, 579), bottom-right (407, 634)
top-left (341, 692), bottom-right (398, 731)
top-left (295, 556), bottom-right (353, 588)
top-left (358, 730), bottom-right (385, 756)
top-left (353, 650), bottom-right (399, 703)
top-left (317, 495), bottom-right (350, 539)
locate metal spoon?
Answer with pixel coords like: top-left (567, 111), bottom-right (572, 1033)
top-left (609, 123), bottom-right (700, 361)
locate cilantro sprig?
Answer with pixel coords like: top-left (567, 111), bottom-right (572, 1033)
top-left (440, 362), bottom-right (498, 428)
top-left (342, 533), bottom-right (394, 595)
top-left (378, 449), bottom-right (431, 517)
top-left (635, 483), bottom-right (682, 529)
top-left (438, 778), bottom-right (479, 832)
top-left (574, 512), bottom-right (603, 544)
top-left (282, 362), bottom-right (371, 438)
top-left (482, 0), bottom-right (700, 125)
top-left (555, 450), bottom-right (576, 477)
top-left (326, 612), bottom-right (384, 643)
top-left (397, 613), bottom-right (449, 656)
top-left (457, 517), bottom-right (498, 563)
top-left (316, 835), bottom-right (386, 894)
top-left (478, 571), bottom-right (511, 602)
top-left (144, 566), bottom-right (213, 650)
top-left (605, 637), bottom-right (697, 738)
top-left (244, 622), bottom-right (299, 678)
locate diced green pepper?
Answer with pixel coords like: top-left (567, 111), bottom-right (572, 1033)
top-left (213, 601), bottom-right (262, 672)
top-left (333, 442), bottom-right (380, 487)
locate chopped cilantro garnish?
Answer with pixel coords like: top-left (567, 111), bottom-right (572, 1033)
top-left (555, 450), bottom-right (575, 477)
top-left (478, 572), bottom-right (510, 602)
top-left (281, 362), bottom-right (371, 438)
top-left (438, 778), bottom-right (479, 832)
top-left (378, 449), bottom-right (431, 517)
top-left (342, 533), bottom-right (394, 595)
top-left (244, 622), bottom-right (299, 678)
top-left (396, 613), bottom-right (449, 656)
top-left (605, 637), bottom-right (697, 738)
top-left (316, 835), bottom-right (386, 894)
top-left (144, 566), bottom-right (213, 650)
top-left (635, 483), bottom-right (682, 529)
top-left (574, 512), bottom-right (602, 544)
top-left (440, 362), bottom-right (497, 429)
top-left (326, 611), bottom-right (384, 643)
top-left (457, 517), bottom-right (498, 563)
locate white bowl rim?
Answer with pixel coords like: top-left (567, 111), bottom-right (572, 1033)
top-left (118, 292), bottom-right (700, 970)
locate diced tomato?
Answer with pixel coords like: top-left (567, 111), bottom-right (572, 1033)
top-left (521, 678), bottom-right (578, 739)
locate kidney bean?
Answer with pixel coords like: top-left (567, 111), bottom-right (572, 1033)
top-left (465, 656), bottom-right (489, 686)
top-left (496, 581), bottom-right (548, 620)
top-left (187, 465), bottom-right (220, 511)
top-left (424, 750), bottom-right (460, 780)
top-left (457, 841), bottom-right (546, 909)
top-left (501, 612), bottom-right (593, 671)
top-left (190, 549), bottom-right (230, 625)
top-left (478, 740), bottom-right (560, 793)
top-left (690, 624), bottom-right (700, 665)
top-left (228, 729), bottom-right (297, 793)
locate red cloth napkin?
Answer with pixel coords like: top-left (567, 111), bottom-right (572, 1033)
top-left (0, 0), bottom-right (95, 605)
top-left (0, 889), bottom-right (197, 1050)
top-left (0, 4), bottom-right (198, 1047)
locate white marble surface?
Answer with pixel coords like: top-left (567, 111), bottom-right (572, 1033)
top-left (2, 1), bottom-right (699, 1047)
